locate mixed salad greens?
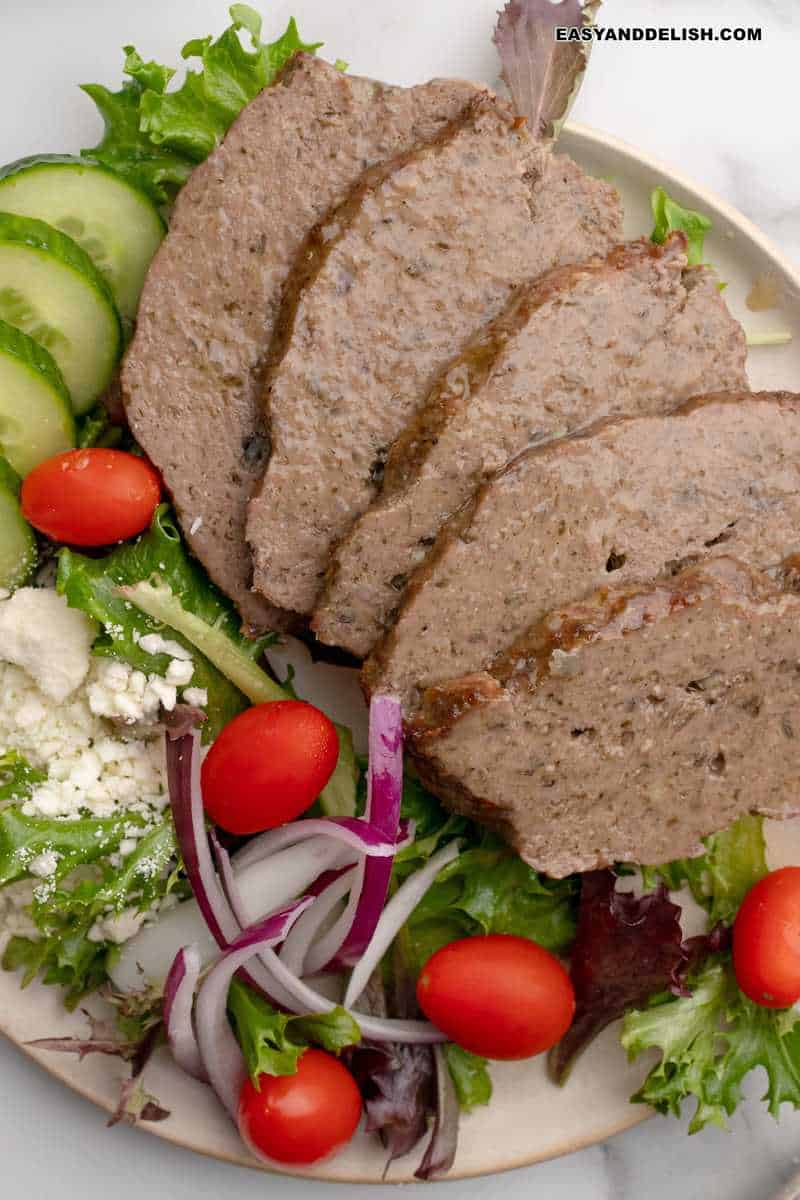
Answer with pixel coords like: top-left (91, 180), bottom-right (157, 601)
top-left (0, 0), bottom-right (799, 1181)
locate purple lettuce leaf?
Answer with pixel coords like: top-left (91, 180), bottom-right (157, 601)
top-left (549, 871), bottom-right (724, 1082)
top-left (346, 1040), bottom-right (435, 1167)
top-left (29, 1010), bottom-right (169, 1127)
top-left (493, 0), bottom-right (600, 140)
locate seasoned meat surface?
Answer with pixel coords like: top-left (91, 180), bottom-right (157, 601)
top-left (314, 235), bottom-right (746, 656)
top-left (122, 54), bottom-right (480, 631)
top-left (410, 557), bottom-right (800, 876)
top-left (247, 95), bottom-right (623, 615)
top-left (365, 393), bottom-right (800, 709)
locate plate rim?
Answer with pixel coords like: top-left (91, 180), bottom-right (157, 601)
top-left (1, 116), bottom-right (797, 1185)
top-left (565, 120), bottom-right (800, 290)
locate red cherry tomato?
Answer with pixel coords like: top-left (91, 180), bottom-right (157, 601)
top-left (733, 867), bottom-right (800, 1008)
top-left (416, 933), bottom-right (575, 1060)
top-left (201, 701), bottom-right (339, 835)
top-left (21, 448), bottom-right (161, 546)
top-left (238, 1049), bottom-right (362, 1166)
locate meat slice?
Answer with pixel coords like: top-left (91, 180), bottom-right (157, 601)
top-left (408, 557), bottom-right (800, 876)
top-left (246, 97), bottom-right (623, 616)
top-left (313, 235), bottom-right (746, 656)
top-left (122, 55), bottom-right (481, 632)
top-left (365, 393), bottom-right (800, 710)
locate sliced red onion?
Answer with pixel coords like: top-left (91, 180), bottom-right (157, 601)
top-left (302, 813), bottom-right (415, 978)
top-left (317, 694), bottom-right (405, 972)
top-left (194, 901), bottom-right (312, 1120)
top-left (110, 838), bottom-right (353, 995)
top-left (258, 947), bottom-right (445, 1045)
top-left (169, 734), bottom-right (323, 1009)
top-left (211, 830), bottom-right (255, 932)
top-left (163, 945), bottom-right (207, 1082)
top-left (166, 732), bottom-right (238, 947)
top-left (167, 732), bottom-right (286, 1007)
top-left (344, 840), bottom-right (461, 1010)
top-left (279, 867), bottom-right (356, 977)
top-left (232, 815), bottom-right (403, 873)
top-left (302, 885), bottom-right (361, 977)
top-left (207, 829), bottom-right (301, 1010)
top-left (414, 1045), bottom-right (459, 1180)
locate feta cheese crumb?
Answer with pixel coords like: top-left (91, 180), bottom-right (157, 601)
top-left (165, 658), bottom-right (194, 687)
top-left (0, 880), bottom-right (38, 937)
top-left (146, 675), bottom-right (177, 712)
top-left (0, 589), bottom-right (95, 701)
top-left (87, 658), bottom-right (188, 725)
top-left (182, 687), bottom-right (208, 707)
top-left (28, 850), bottom-right (60, 879)
top-left (136, 632), bottom-right (192, 661)
top-left (88, 907), bottom-right (146, 945)
top-left (189, 516), bottom-right (203, 536)
top-left (0, 660), bottom-right (168, 821)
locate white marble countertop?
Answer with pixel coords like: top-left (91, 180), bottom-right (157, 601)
top-left (1, 1), bottom-right (799, 1197)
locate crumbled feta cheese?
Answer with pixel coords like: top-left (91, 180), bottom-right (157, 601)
top-left (88, 906), bottom-right (146, 945)
top-left (135, 632), bottom-right (192, 661)
top-left (16, 696), bottom-right (46, 726)
top-left (0, 660), bottom-right (168, 821)
top-left (87, 658), bottom-right (191, 725)
top-left (183, 687), bottom-right (208, 708)
top-left (98, 660), bottom-right (132, 693)
top-left (0, 589), bottom-right (96, 701)
top-left (146, 675), bottom-right (177, 712)
top-left (28, 850), bottom-right (60, 879)
top-left (0, 880), bottom-right (38, 937)
top-left (165, 658), bottom-right (194, 687)
top-left (189, 516), bottom-right (203, 536)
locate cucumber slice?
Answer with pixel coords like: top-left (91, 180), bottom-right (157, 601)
top-left (0, 484), bottom-right (37, 590)
top-left (0, 317), bottom-right (75, 475)
top-left (0, 454), bottom-right (21, 495)
top-left (0, 156), bottom-right (164, 322)
top-left (0, 212), bottom-right (121, 414)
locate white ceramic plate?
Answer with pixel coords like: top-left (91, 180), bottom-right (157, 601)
top-left (2, 7), bottom-right (800, 1186)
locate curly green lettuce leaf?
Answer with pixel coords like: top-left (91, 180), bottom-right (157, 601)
top-left (57, 505), bottom-right (273, 740)
top-left (393, 770), bottom-right (470, 868)
top-left (112, 534), bottom-right (357, 814)
top-left (228, 978), bottom-right (360, 1081)
top-left (3, 813), bottom-right (180, 1007)
top-left (443, 1044), bottom-right (492, 1112)
top-left (394, 773), bottom-right (577, 974)
top-left (0, 804), bottom-right (152, 887)
top-left (650, 186), bottom-right (711, 267)
top-left (0, 758), bottom-right (180, 1005)
top-left (643, 814), bottom-right (767, 926)
top-left (81, 7), bottom-right (322, 204)
top-left (622, 957), bottom-right (800, 1132)
top-left (0, 751), bottom-right (45, 807)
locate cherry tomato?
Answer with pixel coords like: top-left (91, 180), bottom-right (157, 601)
top-left (238, 1049), bottom-right (362, 1165)
top-left (21, 448), bottom-right (161, 546)
top-left (417, 933), bottom-right (575, 1059)
top-left (733, 867), bottom-right (800, 1008)
top-left (201, 701), bottom-right (339, 835)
